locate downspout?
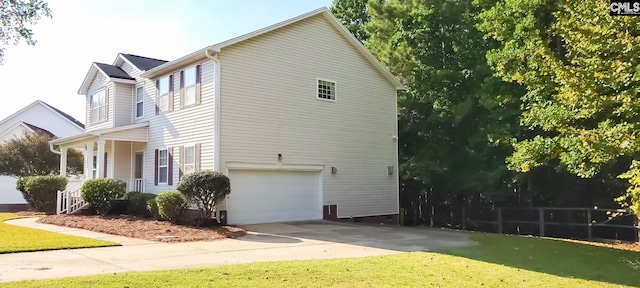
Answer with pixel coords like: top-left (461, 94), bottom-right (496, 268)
top-left (49, 142), bottom-right (61, 154)
top-left (205, 49), bottom-right (221, 172)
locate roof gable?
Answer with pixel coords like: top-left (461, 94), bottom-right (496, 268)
top-left (140, 7), bottom-right (403, 89)
top-left (78, 62), bottom-right (136, 95)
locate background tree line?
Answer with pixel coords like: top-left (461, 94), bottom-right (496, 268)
top-left (331, 0), bottom-right (640, 222)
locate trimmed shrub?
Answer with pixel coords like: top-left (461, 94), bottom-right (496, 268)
top-left (155, 190), bottom-right (187, 223)
top-left (177, 170), bottom-right (230, 222)
top-left (81, 178), bottom-right (127, 215)
top-left (16, 176), bottom-right (67, 214)
top-left (147, 197), bottom-right (161, 220)
top-left (125, 191), bottom-right (157, 217)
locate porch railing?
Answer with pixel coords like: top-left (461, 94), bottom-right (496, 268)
top-left (56, 187), bottom-right (88, 215)
top-left (128, 178), bottom-right (146, 193)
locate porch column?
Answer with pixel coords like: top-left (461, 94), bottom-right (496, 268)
top-left (96, 139), bottom-right (105, 178)
top-left (85, 142), bottom-right (94, 179)
top-left (59, 147), bottom-right (68, 177)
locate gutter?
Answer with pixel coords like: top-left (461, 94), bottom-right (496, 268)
top-left (49, 142), bottom-right (61, 155)
top-left (205, 49), bottom-right (222, 172)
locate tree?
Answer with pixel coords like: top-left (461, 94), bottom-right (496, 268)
top-left (331, 0), bottom-right (370, 43)
top-left (0, 131), bottom-right (83, 177)
top-left (364, 0), bottom-right (523, 208)
top-left (0, 0), bottom-right (52, 64)
top-left (476, 0), bottom-right (640, 213)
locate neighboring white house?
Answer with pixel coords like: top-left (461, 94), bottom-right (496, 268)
top-left (50, 7), bottom-right (403, 225)
top-left (0, 101), bottom-right (85, 205)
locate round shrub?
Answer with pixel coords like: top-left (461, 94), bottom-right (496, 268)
top-left (147, 197), bottom-right (161, 220)
top-left (16, 176), bottom-right (67, 214)
top-left (125, 191), bottom-right (157, 217)
top-left (155, 190), bottom-right (187, 223)
top-left (81, 178), bottom-right (127, 215)
top-left (177, 170), bottom-right (230, 221)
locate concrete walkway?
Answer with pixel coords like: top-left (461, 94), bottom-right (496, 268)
top-left (0, 217), bottom-right (474, 283)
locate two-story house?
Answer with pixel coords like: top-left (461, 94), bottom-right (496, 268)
top-left (50, 7), bottom-right (403, 225)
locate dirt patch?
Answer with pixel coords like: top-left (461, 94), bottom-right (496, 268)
top-left (38, 214), bottom-right (246, 242)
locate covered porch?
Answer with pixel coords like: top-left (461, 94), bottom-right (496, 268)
top-left (50, 123), bottom-right (150, 193)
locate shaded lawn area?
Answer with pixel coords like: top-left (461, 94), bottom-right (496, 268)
top-left (0, 213), bottom-right (119, 254)
top-left (1, 231), bottom-right (638, 287)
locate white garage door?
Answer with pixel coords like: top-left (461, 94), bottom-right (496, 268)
top-left (227, 170), bottom-right (321, 225)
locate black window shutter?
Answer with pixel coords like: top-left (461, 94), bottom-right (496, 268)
top-left (154, 149), bottom-right (159, 185)
top-left (168, 147), bottom-right (174, 186)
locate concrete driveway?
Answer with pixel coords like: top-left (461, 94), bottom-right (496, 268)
top-left (0, 218), bottom-right (474, 283)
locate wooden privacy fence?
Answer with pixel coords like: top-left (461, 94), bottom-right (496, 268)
top-left (463, 207), bottom-right (639, 242)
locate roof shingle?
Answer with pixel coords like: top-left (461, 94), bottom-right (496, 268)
top-left (94, 63), bottom-right (134, 80)
top-left (120, 54), bottom-right (168, 71)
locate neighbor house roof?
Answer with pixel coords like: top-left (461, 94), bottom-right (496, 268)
top-left (119, 54), bottom-right (168, 71)
top-left (0, 100), bottom-right (85, 131)
top-left (141, 7), bottom-right (404, 90)
top-left (23, 122), bottom-right (55, 137)
top-left (39, 102), bottom-right (85, 129)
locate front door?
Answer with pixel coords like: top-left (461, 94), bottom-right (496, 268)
top-left (134, 152), bottom-right (144, 179)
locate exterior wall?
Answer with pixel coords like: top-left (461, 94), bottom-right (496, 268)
top-left (141, 60), bottom-right (217, 194)
top-left (114, 83), bottom-right (133, 127)
top-left (85, 73), bottom-right (114, 132)
top-left (218, 14), bottom-right (399, 218)
top-left (112, 141), bottom-right (131, 182)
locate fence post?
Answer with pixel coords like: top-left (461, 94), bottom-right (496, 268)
top-left (56, 190), bottom-right (61, 215)
top-left (497, 207), bottom-right (503, 234)
top-left (539, 207), bottom-right (545, 237)
top-left (587, 208), bottom-right (592, 241)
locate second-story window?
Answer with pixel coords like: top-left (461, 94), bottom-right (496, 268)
top-left (135, 86), bottom-right (144, 118)
top-left (183, 66), bottom-right (197, 106)
top-left (90, 89), bottom-right (106, 123)
top-left (158, 76), bottom-right (170, 111)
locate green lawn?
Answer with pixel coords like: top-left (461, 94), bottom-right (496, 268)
top-left (1, 231), bottom-right (638, 287)
top-left (0, 213), bottom-right (118, 253)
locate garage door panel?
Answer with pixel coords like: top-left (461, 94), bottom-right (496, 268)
top-left (227, 170), bottom-right (321, 225)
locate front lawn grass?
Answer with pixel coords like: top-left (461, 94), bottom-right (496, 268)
top-left (1, 231), bottom-right (638, 287)
top-left (0, 213), bottom-right (119, 254)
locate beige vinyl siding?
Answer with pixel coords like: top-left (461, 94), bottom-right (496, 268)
top-left (114, 83), bottom-right (133, 127)
top-left (120, 61), bottom-right (141, 79)
top-left (142, 60), bottom-right (216, 194)
top-left (85, 73), bottom-right (114, 131)
top-left (112, 141), bottom-right (131, 181)
top-left (218, 14), bottom-right (398, 218)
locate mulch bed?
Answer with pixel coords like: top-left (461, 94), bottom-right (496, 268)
top-left (37, 214), bottom-right (246, 242)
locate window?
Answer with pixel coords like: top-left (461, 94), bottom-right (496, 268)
top-left (183, 66), bottom-right (197, 106)
top-left (90, 89), bottom-right (106, 123)
top-left (183, 146), bottom-right (195, 175)
top-left (317, 79), bottom-right (336, 101)
top-left (135, 86), bottom-right (144, 118)
top-left (158, 149), bottom-right (168, 184)
top-left (158, 76), bottom-right (170, 111)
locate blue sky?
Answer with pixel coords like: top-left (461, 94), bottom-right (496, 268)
top-left (0, 0), bottom-right (333, 122)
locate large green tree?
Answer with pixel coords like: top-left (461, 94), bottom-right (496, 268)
top-left (0, 0), bottom-right (51, 64)
top-left (330, 0), bottom-right (370, 43)
top-left (354, 0), bottom-right (523, 208)
top-left (476, 0), bottom-right (640, 213)
top-left (0, 131), bottom-right (83, 177)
